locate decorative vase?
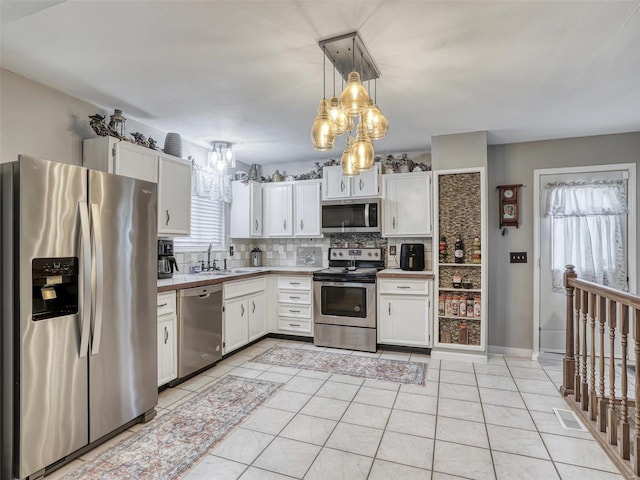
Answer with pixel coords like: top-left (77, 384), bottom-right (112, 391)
top-left (398, 165), bottom-right (410, 173)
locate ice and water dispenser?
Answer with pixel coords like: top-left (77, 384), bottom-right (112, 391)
top-left (31, 257), bottom-right (79, 321)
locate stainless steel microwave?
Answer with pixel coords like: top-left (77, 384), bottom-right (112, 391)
top-left (321, 200), bottom-right (380, 233)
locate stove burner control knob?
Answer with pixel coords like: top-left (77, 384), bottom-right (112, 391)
top-left (338, 252), bottom-right (343, 257)
top-left (374, 252), bottom-right (379, 257)
top-left (367, 252), bottom-right (372, 256)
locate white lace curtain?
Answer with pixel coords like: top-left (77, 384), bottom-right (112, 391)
top-left (546, 180), bottom-right (628, 292)
top-left (191, 160), bottom-right (232, 202)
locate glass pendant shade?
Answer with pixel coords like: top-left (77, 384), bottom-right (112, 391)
top-left (327, 97), bottom-right (347, 135)
top-left (339, 71), bottom-right (369, 117)
top-left (363, 99), bottom-right (388, 140)
top-left (351, 123), bottom-right (374, 171)
top-left (207, 150), bottom-right (220, 170)
top-left (341, 136), bottom-right (358, 176)
top-left (311, 99), bottom-right (336, 151)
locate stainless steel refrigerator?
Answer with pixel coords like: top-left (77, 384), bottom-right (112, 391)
top-left (1, 156), bottom-right (158, 480)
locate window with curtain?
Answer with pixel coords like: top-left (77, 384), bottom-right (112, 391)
top-left (174, 160), bottom-right (232, 252)
top-left (545, 180), bottom-right (628, 292)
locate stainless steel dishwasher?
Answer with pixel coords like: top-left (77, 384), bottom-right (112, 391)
top-left (177, 284), bottom-right (223, 379)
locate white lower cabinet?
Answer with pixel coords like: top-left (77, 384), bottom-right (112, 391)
top-left (377, 278), bottom-right (432, 347)
top-left (223, 277), bottom-right (267, 354)
top-left (276, 276), bottom-right (313, 336)
top-left (157, 291), bottom-right (178, 386)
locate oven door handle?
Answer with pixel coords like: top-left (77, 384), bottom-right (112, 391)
top-left (318, 281), bottom-right (375, 289)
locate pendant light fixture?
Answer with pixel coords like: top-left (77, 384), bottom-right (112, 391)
top-left (351, 121), bottom-right (374, 171)
top-left (311, 46), bottom-right (336, 151)
top-left (312, 31), bottom-right (386, 172)
top-left (341, 135), bottom-right (358, 176)
top-left (208, 141), bottom-right (236, 172)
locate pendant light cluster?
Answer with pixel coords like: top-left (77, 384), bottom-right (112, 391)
top-left (207, 141), bottom-right (236, 172)
top-left (311, 32), bottom-right (388, 176)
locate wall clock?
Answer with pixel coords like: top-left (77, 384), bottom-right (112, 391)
top-left (497, 184), bottom-right (522, 228)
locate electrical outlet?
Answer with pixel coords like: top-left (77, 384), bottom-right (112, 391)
top-left (389, 245), bottom-right (397, 255)
top-left (510, 252), bottom-right (527, 263)
top-left (229, 245), bottom-right (234, 256)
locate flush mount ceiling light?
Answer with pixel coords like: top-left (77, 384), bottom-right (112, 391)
top-left (311, 31), bottom-right (387, 176)
top-left (208, 141), bottom-right (236, 172)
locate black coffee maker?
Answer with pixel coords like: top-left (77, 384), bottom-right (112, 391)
top-left (158, 239), bottom-right (178, 279)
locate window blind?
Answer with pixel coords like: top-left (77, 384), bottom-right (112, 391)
top-left (174, 195), bottom-right (225, 251)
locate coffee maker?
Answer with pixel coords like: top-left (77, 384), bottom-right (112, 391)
top-left (158, 239), bottom-right (178, 279)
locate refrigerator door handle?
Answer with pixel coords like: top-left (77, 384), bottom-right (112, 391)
top-left (90, 203), bottom-right (105, 355)
top-left (78, 202), bottom-right (92, 358)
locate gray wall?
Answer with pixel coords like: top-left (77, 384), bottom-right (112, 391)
top-left (487, 132), bottom-right (640, 351)
top-left (0, 69), bottom-right (209, 165)
top-left (432, 131), bottom-right (488, 170)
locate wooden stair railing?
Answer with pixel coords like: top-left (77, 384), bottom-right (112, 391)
top-left (562, 265), bottom-right (640, 476)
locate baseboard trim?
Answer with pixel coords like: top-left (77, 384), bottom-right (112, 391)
top-left (431, 350), bottom-right (488, 363)
top-left (488, 345), bottom-right (534, 359)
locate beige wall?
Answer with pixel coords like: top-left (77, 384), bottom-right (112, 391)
top-left (487, 132), bottom-right (640, 351)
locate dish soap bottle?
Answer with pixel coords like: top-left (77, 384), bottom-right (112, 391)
top-left (454, 234), bottom-right (465, 264)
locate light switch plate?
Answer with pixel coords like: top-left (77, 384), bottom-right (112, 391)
top-left (389, 245), bottom-right (397, 255)
top-left (510, 252), bottom-right (527, 263)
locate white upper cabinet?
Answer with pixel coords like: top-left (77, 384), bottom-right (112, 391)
top-left (263, 183), bottom-right (293, 237)
top-left (114, 141), bottom-right (158, 183)
top-left (83, 136), bottom-right (192, 236)
top-left (382, 172), bottom-right (432, 237)
top-left (322, 164), bottom-right (379, 200)
top-left (157, 153), bottom-right (191, 236)
top-left (263, 180), bottom-right (322, 238)
top-left (293, 180), bottom-right (321, 237)
top-left (230, 181), bottom-right (262, 238)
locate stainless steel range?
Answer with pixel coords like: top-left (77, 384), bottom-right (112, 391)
top-left (313, 248), bottom-right (384, 352)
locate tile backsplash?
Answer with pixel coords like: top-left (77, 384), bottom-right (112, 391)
top-left (173, 234), bottom-right (432, 272)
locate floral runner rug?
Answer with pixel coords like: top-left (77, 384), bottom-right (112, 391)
top-left (63, 376), bottom-right (281, 480)
top-left (252, 346), bottom-right (427, 385)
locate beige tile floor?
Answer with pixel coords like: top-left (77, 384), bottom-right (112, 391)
top-left (50, 338), bottom-right (625, 480)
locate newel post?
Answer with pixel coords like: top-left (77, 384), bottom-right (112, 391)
top-left (561, 264), bottom-right (577, 396)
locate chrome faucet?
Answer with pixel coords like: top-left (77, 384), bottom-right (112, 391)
top-left (212, 259), bottom-right (219, 271)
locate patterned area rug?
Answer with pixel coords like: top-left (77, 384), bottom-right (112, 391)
top-left (252, 346), bottom-right (427, 385)
top-left (63, 376), bottom-right (281, 480)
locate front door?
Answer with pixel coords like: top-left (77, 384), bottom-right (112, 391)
top-left (538, 167), bottom-right (630, 353)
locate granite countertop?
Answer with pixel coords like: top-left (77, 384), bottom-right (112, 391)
top-left (158, 266), bottom-right (324, 292)
top-left (377, 269), bottom-right (435, 279)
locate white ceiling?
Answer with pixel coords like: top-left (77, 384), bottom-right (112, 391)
top-left (1, 1), bottom-right (639, 165)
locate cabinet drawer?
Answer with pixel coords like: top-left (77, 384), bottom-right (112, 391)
top-left (277, 276), bottom-right (311, 291)
top-left (277, 290), bottom-right (312, 305)
top-left (278, 304), bottom-right (311, 319)
top-left (378, 278), bottom-right (430, 295)
top-left (157, 291), bottom-right (176, 316)
top-left (278, 318), bottom-right (312, 333)
top-left (224, 277), bottom-right (266, 299)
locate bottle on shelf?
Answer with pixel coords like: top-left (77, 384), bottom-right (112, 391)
top-left (459, 296), bottom-right (467, 317)
top-left (466, 294), bottom-right (474, 318)
top-left (454, 234), bottom-right (465, 264)
top-left (438, 294), bottom-right (445, 316)
top-left (445, 295), bottom-right (453, 316)
top-left (451, 294), bottom-right (459, 316)
top-left (439, 236), bottom-right (448, 263)
top-left (471, 234), bottom-right (481, 264)
top-left (474, 295), bottom-right (481, 318)
top-left (459, 323), bottom-right (468, 344)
